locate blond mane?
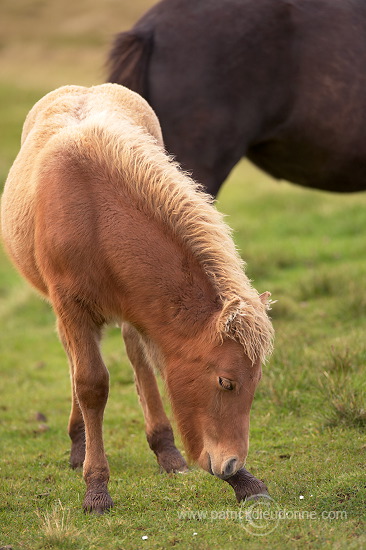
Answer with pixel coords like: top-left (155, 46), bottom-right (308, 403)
top-left (76, 113), bottom-right (274, 363)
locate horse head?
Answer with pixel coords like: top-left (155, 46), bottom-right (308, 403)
top-left (164, 291), bottom-right (272, 480)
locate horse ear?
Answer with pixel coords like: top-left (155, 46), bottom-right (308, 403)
top-left (215, 297), bottom-right (243, 334)
top-left (259, 291), bottom-right (271, 305)
top-left (216, 292), bottom-right (273, 336)
top-left (259, 291), bottom-right (275, 311)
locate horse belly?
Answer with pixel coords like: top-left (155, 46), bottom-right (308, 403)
top-left (248, 135), bottom-right (366, 193)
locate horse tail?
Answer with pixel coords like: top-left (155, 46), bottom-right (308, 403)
top-left (107, 29), bottom-right (153, 99)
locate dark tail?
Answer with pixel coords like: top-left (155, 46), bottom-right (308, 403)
top-left (107, 29), bottom-right (153, 99)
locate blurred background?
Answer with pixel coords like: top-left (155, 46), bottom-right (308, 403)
top-left (0, 0), bottom-right (155, 88)
top-left (0, 0), bottom-right (156, 184)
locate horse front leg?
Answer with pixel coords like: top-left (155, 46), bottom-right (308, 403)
top-left (56, 305), bottom-right (113, 513)
top-left (122, 323), bottom-right (188, 473)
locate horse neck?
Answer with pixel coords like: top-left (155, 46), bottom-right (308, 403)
top-left (117, 215), bottom-right (219, 355)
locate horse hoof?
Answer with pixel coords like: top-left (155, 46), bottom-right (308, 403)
top-left (157, 448), bottom-right (189, 474)
top-left (225, 467), bottom-right (269, 502)
top-left (176, 465), bottom-right (190, 474)
top-left (83, 488), bottom-right (114, 514)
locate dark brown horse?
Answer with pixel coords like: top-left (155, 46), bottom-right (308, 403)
top-left (1, 84), bottom-right (273, 513)
top-left (108, 0), bottom-right (366, 197)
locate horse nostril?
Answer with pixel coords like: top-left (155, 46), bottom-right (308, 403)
top-left (222, 457), bottom-right (238, 478)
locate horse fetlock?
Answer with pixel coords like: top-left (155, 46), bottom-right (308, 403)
top-left (83, 464), bottom-right (110, 484)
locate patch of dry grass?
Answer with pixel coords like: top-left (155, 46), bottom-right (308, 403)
top-left (0, 0), bottom-right (156, 88)
top-left (36, 501), bottom-right (82, 549)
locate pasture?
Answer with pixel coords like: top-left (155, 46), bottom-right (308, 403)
top-left (0, 1), bottom-right (365, 548)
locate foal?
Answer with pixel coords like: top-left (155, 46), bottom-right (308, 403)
top-left (1, 84), bottom-right (274, 512)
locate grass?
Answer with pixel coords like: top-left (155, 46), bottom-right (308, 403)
top-left (0, 1), bottom-right (365, 548)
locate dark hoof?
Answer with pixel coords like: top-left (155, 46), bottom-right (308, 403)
top-left (83, 485), bottom-right (114, 514)
top-left (147, 425), bottom-right (189, 473)
top-left (225, 467), bottom-right (269, 502)
top-left (157, 448), bottom-right (189, 473)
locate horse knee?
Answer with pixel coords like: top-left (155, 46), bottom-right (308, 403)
top-left (74, 368), bottom-right (109, 409)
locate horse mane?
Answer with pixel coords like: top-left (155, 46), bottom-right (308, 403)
top-left (69, 102), bottom-right (274, 364)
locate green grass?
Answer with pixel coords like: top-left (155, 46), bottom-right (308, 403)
top-left (1, 1), bottom-right (365, 548)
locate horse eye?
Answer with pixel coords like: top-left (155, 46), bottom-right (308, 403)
top-left (218, 377), bottom-right (234, 391)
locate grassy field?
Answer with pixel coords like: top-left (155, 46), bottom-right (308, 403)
top-left (0, 1), bottom-right (365, 549)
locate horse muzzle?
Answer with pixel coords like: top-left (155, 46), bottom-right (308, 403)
top-left (211, 455), bottom-right (243, 480)
top-left (199, 450), bottom-right (244, 480)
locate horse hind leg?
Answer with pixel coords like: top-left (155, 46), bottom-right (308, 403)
top-left (122, 323), bottom-right (188, 473)
top-left (58, 320), bottom-right (86, 469)
top-left (68, 384), bottom-right (86, 469)
top-left (54, 297), bottom-right (113, 513)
